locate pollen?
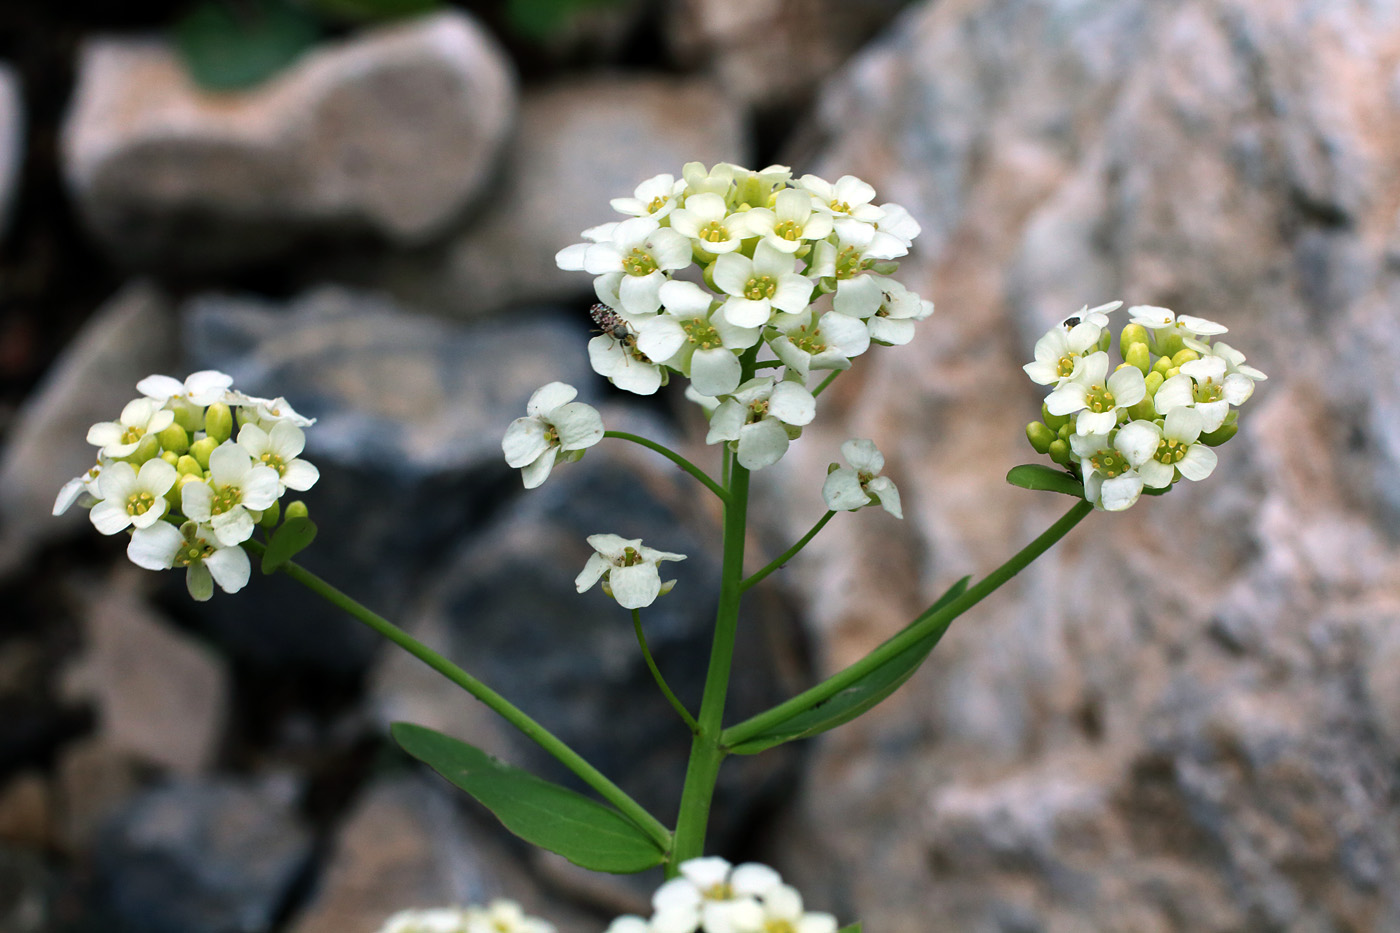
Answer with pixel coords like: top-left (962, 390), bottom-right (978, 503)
top-left (743, 275), bottom-right (777, 300)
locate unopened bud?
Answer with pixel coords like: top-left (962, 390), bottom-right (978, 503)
top-left (1171, 347), bottom-right (1199, 367)
top-left (158, 423), bottom-right (190, 455)
top-left (204, 403), bottom-right (233, 443)
top-left (1199, 418), bottom-right (1238, 447)
top-left (1048, 438), bottom-right (1073, 466)
top-left (1119, 323), bottom-right (1150, 355)
top-left (1042, 402), bottom-right (1071, 432)
top-left (1151, 355), bottom-right (1175, 378)
top-left (160, 450), bottom-right (178, 466)
top-left (176, 454), bottom-right (204, 477)
top-left (170, 473), bottom-right (203, 508)
top-left (260, 499), bottom-right (281, 529)
top-left (171, 399), bottom-right (204, 433)
top-left (1124, 341), bottom-right (1151, 375)
top-left (129, 434), bottom-right (161, 464)
top-left (284, 500), bottom-right (309, 521)
top-left (1026, 422), bottom-right (1056, 454)
top-left (189, 436), bottom-right (219, 470)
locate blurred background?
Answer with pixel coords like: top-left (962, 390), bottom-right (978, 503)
top-left (2, 0), bottom-right (1400, 930)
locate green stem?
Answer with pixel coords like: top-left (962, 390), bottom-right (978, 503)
top-left (722, 499), bottom-right (1093, 748)
top-left (812, 370), bottom-right (841, 398)
top-left (605, 431), bottom-right (728, 503)
top-left (741, 511), bottom-right (836, 593)
top-left (670, 454), bottom-right (751, 871)
top-left (633, 609), bottom-right (699, 733)
top-left (245, 540), bottom-right (672, 851)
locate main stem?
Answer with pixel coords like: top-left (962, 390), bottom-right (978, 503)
top-left (670, 453), bottom-right (750, 871)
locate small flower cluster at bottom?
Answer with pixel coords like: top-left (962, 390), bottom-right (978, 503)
top-left (54, 370), bottom-right (320, 600)
top-left (376, 899), bottom-right (553, 933)
top-left (607, 857), bottom-right (838, 933)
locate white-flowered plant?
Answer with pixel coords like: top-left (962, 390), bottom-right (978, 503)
top-left (1023, 303), bottom-right (1264, 511)
top-left (374, 900), bottom-right (555, 933)
top-left (576, 534), bottom-right (687, 611)
top-left (501, 382), bottom-right (606, 488)
top-left (822, 438), bottom-right (902, 519)
top-left (604, 857), bottom-right (838, 933)
top-left (56, 370), bottom-right (320, 598)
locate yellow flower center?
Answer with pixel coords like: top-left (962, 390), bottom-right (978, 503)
top-left (682, 319), bottom-right (721, 350)
top-left (698, 220), bottom-right (730, 243)
top-left (126, 491), bottom-right (157, 516)
top-left (623, 247), bottom-right (658, 277)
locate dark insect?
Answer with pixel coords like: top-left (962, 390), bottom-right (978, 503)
top-left (1062, 315), bottom-right (1082, 328)
top-left (590, 303), bottom-right (631, 342)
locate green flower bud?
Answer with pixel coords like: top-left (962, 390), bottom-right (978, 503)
top-left (1151, 355), bottom-right (1175, 378)
top-left (1124, 341), bottom-right (1151, 375)
top-left (1042, 402), bottom-right (1071, 432)
top-left (1125, 396), bottom-right (1157, 422)
top-left (176, 454), bottom-right (204, 477)
top-left (284, 500), bottom-right (309, 521)
top-left (1143, 370), bottom-right (1165, 397)
top-left (204, 402), bottom-right (234, 443)
top-left (826, 462), bottom-right (841, 475)
top-left (260, 499), bottom-right (281, 529)
top-left (157, 422), bottom-right (190, 455)
top-left (1158, 331), bottom-right (1186, 359)
top-left (1048, 438), bottom-right (1073, 466)
top-left (127, 434), bottom-right (161, 464)
top-left (1098, 328), bottom-right (1112, 352)
top-left (1057, 422), bottom-right (1074, 444)
top-left (1119, 323), bottom-right (1150, 355)
top-left (171, 399), bottom-right (204, 433)
top-left (170, 473), bottom-right (203, 508)
top-left (160, 450), bottom-right (179, 466)
top-left (1199, 416), bottom-right (1238, 447)
top-left (1171, 347), bottom-right (1200, 367)
top-left (1026, 421), bottom-right (1056, 454)
top-left (189, 436), bottom-right (219, 470)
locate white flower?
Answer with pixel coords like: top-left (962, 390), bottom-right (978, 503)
top-left (872, 202), bottom-right (921, 255)
top-left (464, 899), bottom-right (555, 933)
top-left (86, 397), bottom-right (175, 458)
top-left (797, 173), bottom-right (884, 223)
top-left (611, 173), bottom-right (686, 221)
top-left (1152, 356), bottom-right (1252, 432)
top-left (1115, 407), bottom-right (1218, 489)
top-left (137, 370), bottom-right (234, 407)
top-left (681, 161), bottom-right (736, 198)
top-left (180, 442), bottom-right (281, 546)
top-left (636, 280), bottom-right (759, 398)
top-left (770, 309), bottom-right (871, 378)
top-left (501, 383), bottom-right (605, 488)
top-left (1044, 352), bottom-right (1146, 436)
top-left (224, 391), bottom-right (316, 427)
top-left (584, 217), bottom-right (693, 316)
top-left (127, 520), bottom-right (252, 601)
top-left (54, 460), bottom-right (104, 516)
top-left (1069, 432), bottom-right (1145, 512)
top-left (605, 919), bottom-right (652, 933)
top-left (375, 907), bottom-right (471, 933)
top-left (650, 858), bottom-right (781, 933)
top-left (830, 277), bottom-right (933, 347)
top-left (711, 240), bottom-right (814, 328)
top-left (1207, 340), bottom-right (1267, 383)
top-left (740, 188), bottom-right (834, 254)
top-left (1127, 305), bottom-right (1228, 352)
top-left (555, 221), bottom-right (620, 271)
top-left (705, 376), bottom-right (816, 470)
top-left (822, 439), bottom-right (902, 518)
top-left (755, 884), bottom-right (838, 933)
top-left (1023, 318), bottom-right (1105, 387)
top-left (575, 534), bottom-right (686, 610)
top-left (237, 421), bottom-right (319, 493)
top-left (669, 192), bottom-right (750, 255)
top-left (588, 331), bottom-right (668, 396)
top-left (88, 458), bottom-right (178, 534)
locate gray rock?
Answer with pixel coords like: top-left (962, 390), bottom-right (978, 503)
top-left (0, 62), bottom-right (22, 241)
top-left (336, 76), bottom-right (750, 318)
top-left (60, 570), bottom-right (229, 776)
top-left (89, 775), bottom-right (313, 933)
top-left (763, 0), bottom-right (1400, 929)
top-left (179, 286), bottom-right (595, 672)
top-left (0, 846), bottom-right (49, 933)
top-left (0, 281), bottom-right (177, 576)
top-left (61, 11), bottom-right (515, 268)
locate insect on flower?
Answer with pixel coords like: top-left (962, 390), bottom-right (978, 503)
top-left (590, 302), bottom-right (631, 343)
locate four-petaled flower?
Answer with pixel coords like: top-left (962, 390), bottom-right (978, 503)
top-left (502, 383), bottom-right (606, 488)
top-left (89, 458), bottom-right (178, 534)
top-left (1045, 351), bottom-right (1146, 436)
top-left (237, 421), bottom-right (320, 493)
top-left (181, 441), bottom-right (281, 546)
top-left (705, 377), bottom-right (816, 470)
top-left (575, 534), bottom-right (686, 610)
top-left (822, 439), bottom-right (902, 518)
top-left (86, 397), bottom-right (175, 458)
top-left (127, 520), bottom-right (251, 601)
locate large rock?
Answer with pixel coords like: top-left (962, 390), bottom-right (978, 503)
top-left (0, 62), bottom-right (22, 241)
top-left (0, 281), bottom-right (177, 575)
top-left (763, 0), bottom-right (1400, 930)
top-left (179, 286), bottom-right (594, 672)
top-left (61, 11), bottom-right (515, 268)
top-left (334, 75), bottom-right (750, 317)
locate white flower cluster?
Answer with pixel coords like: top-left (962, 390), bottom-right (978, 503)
top-left (54, 371), bottom-right (320, 600)
top-left (556, 162), bottom-right (933, 471)
top-left (376, 899), bottom-right (554, 933)
top-left (606, 857), bottom-right (838, 933)
top-left (1023, 303), bottom-right (1266, 511)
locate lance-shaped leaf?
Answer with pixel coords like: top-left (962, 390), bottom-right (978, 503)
top-left (726, 577), bottom-right (970, 755)
top-left (260, 516), bottom-right (317, 574)
top-left (392, 722), bottom-right (665, 874)
top-left (1006, 463), bottom-right (1085, 498)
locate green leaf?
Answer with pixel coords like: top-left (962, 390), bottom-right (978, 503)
top-left (838, 923), bottom-right (862, 933)
top-left (1006, 463), bottom-right (1085, 498)
top-left (505, 0), bottom-right (625, 40)
top-left (174, 0), bottom-right (321, 92)
top-left (392, 722), bottom-right (665, 873)
top-left (261, 517), bottom-right (318, 575)
top-left (727, 576), bottom-right (971, 755)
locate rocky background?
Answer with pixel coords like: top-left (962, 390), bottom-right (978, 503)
top-left (1, 1), bottom-right (1399, 932)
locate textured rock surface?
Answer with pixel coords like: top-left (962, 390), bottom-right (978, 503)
top-left (0, 62), bottom-right (22, 241)
top-left (340, 75), bottom-right (749, 317)
top-left (0, 281), bottom-right (176, 574)
top-left (765, 0), bottom-right (1400, 930)
top-left (61, 11), bottom-right (515, 267)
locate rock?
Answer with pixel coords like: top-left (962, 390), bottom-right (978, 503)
top-left (334, 76), bottom-right (750, 317)
top-left (61, 11), bottom-right (515, 268)
top-left (179, 285), bottom-right (595, 672)
top-left (762, 0), bottom-right (1400, 929)
top-left (372, 407), bottom-right (805, 858)
top-left (0, 773), bottom-right (50, 850)
top-left (664, 0), bottom-right (905, 111)
top-left (53, 737), bottom-right (145, 855)
top-left (289, 774), bottom-right (598, 933)
top-left (0, 847), bottom-right (49, 933)
top-left (89, 775), bottom-right (312, 933)
top-left (0, 280), bottom-right (176, 576)
top-left (60, 569), bottom-right (229, 775)
top-left (0, 62), bottom-right (22, 241)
